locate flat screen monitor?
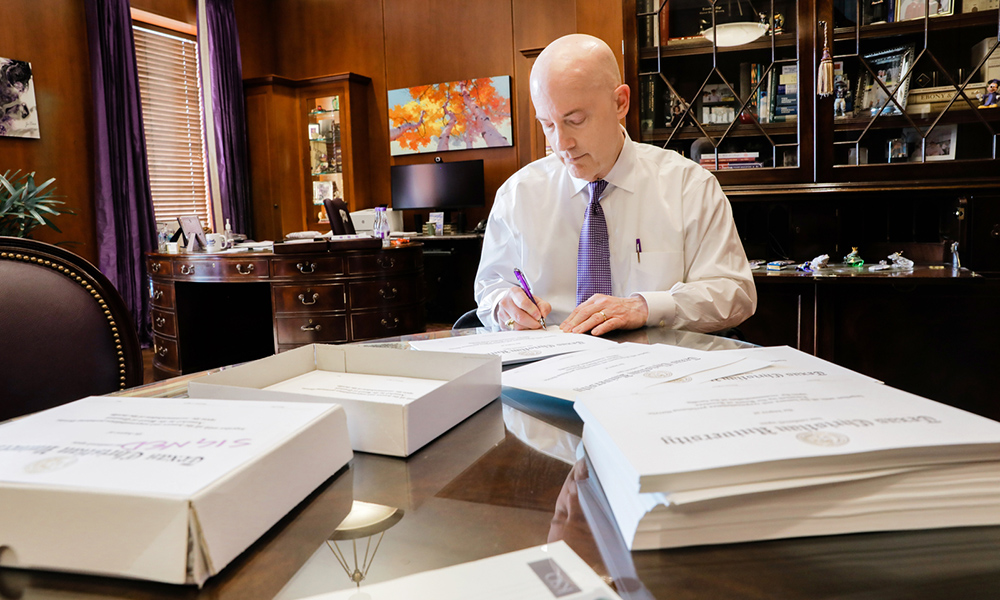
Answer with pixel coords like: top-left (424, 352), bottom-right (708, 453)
top-left (390, 159), bottom-right (485, 211)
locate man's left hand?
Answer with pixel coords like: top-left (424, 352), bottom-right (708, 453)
top-left (560, 294), bottom-right (648, 336)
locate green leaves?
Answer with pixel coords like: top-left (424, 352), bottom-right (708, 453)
top-left (0, 170), bottom-right (72, 238)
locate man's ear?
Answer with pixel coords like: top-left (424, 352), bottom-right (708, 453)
top-left (614, 84), bottom-right (630, 121)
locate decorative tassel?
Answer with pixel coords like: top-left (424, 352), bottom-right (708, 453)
top-left (817, 21), bottom-right (834, 97)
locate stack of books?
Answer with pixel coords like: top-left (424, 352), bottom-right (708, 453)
top-left (772, 65), bottom-right (799, 122)
top-left (575, 348), bottom-right (1000, 550)
top-left (699, 151), bottom-right (762, 170)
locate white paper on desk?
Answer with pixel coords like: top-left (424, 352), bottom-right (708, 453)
top-left (0, 396), bottom-right (336, 496)
top-left (263, 370), bottom-right (447, 405)
top-left (408, 327), bottom-right (618, 365)
top-left (299, 541), bottom-right (620, 600)
top-left (576, 378), bottom-right (1000, 493)
top-left (501, 342), bottom-right (744, 401)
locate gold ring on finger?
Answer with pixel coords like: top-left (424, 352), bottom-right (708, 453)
top-left (599, 310), bottom-right (608, 322)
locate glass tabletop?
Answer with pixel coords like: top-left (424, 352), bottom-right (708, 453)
top-left (5, 329), bottom-right (998, 599)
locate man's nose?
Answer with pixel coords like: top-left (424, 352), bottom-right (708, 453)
top-left (551, 124), bottom-right (575, 152)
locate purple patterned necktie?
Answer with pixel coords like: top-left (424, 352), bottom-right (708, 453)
top-left (577, 179), bottom-right (612, 305)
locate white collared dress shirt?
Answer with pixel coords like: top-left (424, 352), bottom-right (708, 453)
top-left (474, 132), bottom-right (757, 333)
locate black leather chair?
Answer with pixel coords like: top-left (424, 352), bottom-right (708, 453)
top-left (452, 308), bottom-right (484, 330)
top-left (0, 237), bottom-right (142, 421)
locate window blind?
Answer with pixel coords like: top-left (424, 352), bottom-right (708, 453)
top-left (133, 25), bottom-right (212, 228)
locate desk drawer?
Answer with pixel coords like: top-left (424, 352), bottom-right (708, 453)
top-left (348, 277), bottom-right (423, 308)
top-left (151, 308), bottom-right (177, 338)
top-left (275, 315), bottom-right (349, 344)
top-left (150, 282), bottom-right (175, 309)
top-left (350, 305), bottom-right (424, 340)
top-left (347, 249), bottom-right (421, 275)
top-left (152, 335), bottom-right (180, 372)
top-left (272, 256), bottom-right (345, 278)
top-left (225, 258), bottom-right (270, 279)
top-left (170, 259), bottom-right (225, 280)
top-left (147, 258), bottom-right (172, 277)
top-left (273, 283), bottom-right (347, 313)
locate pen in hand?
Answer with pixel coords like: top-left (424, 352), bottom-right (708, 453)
top-left (513, 268), bottom-right (546, 328)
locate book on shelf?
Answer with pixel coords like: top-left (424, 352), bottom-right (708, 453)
top-left (637, 0), bottom-right (670, 48)
top-left (639, 74), bottom-right (674, 132)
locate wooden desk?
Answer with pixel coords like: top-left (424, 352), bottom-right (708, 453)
top-left (146, 245), bottom-right (424, 379)
top-left (6, 328), bottom-right (998, 599)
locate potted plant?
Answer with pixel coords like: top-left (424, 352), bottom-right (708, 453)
top-left (0, 170), bottom-right (72, 238)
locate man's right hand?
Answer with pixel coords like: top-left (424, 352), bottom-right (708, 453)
top-left (496, 286), bottom-right (551, 330)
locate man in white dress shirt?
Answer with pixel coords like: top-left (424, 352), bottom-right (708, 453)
top-left (474, 34), bottom-right (756, 335)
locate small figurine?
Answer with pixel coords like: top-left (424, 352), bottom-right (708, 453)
top-left (844, 247), bottom-right (864, 267)
top-left (833, 77), bottom-right (851, 118)
top-left (810, 254), bottom-right (830, 270)
top-left (773, 13), bottom-right (784, 35)
top-left (889, 251), bottom-right (914, 270)
top-left (978, 79), bottom-right (999, 109)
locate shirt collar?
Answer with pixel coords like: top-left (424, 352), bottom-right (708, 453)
top-left (568, 126), bottom-right (636, 199)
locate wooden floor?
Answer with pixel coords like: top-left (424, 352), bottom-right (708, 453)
top-left (141, 323), bottom-right (454, 385)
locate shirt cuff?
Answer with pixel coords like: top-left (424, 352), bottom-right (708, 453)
top-left (635, 291), bottom-right (676, 328)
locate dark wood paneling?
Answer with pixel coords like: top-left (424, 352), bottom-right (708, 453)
top-left (576, 0), bottom-right (625, 83)
top-left (233, 0), bottom-right (276, 78)
top-left (1, 0), bottom-right (96, 262)
top-left (270, 0), bottom-right (390, 208)
top-left (132, 0), bottom-right (196, 25)
top-left (384, 0), bottom-right (518, 222)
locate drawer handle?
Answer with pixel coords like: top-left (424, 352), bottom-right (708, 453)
top-left (154, 316), bottom-right (166, 328)
top-left (298, 291), bottom-right (319, 305)
top-left (156, 345), bottom-right (169, 357)
top-left (180, 265), bottom-right (196, 275)
top-left (153, 290), bottom-right (164, 300)
top-left (381, 316), bottom-right (399, 330)
top-left (378, 286), bottom-right (398, 300)
top-left (236, 263), bottom-right (255, 275)
top-left (377, 256), bottom-right (395, 269)
top-left (151, 262), bottom-right (161, 273)
top-left (301, 320), bottom-right (322, 332)
top-left (297, 262), bottom-right (317, 274)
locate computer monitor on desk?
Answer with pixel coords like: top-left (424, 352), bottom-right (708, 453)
top-left (390, 159), bottom-right (485, 233)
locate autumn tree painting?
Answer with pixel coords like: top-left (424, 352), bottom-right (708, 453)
top-left (388, 76), bottom-right (512, 156)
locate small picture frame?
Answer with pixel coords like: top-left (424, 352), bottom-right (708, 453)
top-left (176, 215), bottom-right (207, 251)
top-left (905, 124), bottom-right (958, 161)
top-left (895, 0), bottom-right (954, 21)
top-left (856, 45), bottom-right (915, 117)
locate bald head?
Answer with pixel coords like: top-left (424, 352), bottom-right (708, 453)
top-left (530, 34), bottom-right (621, 99)
top-left (529, 34), bottom-right (629, 181)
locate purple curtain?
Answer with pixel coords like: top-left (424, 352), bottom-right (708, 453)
top-left (84, 0), bottom-right (156, 347)
top-left (202, 0), bottom-right (253, 236)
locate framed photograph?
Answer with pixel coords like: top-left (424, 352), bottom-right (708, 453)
top-left (176, 215), bottom-right (207, 250)
top-left (905, 124), bottom-right (958, 161)
top-left (856, 45), bottom-right (915, 116)
top-left (896, 0), bottom-right (954, 21)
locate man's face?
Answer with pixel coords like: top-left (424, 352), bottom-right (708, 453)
top-left (532, 78), bottom-right (628, 182)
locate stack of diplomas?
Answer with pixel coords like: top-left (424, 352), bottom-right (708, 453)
top-left (574, 348), bottom-right (1000, 550)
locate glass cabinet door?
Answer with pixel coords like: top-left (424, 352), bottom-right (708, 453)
top-left (308, 94), bottom-right (344, 224)
top-left (633, 0), bottom-right (807, 182)
top-left (826, 1), bottom-right (999, 172)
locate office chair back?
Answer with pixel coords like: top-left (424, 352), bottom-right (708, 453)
top-left (452, 308), bottom-right (484, 330)
top-left (0, 237), bottom-right (142, 421)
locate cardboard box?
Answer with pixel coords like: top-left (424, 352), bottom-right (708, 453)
top-left (0, 396), bottom-right (352, 586)
top-left (188, 344), bottom-right (502, 457)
